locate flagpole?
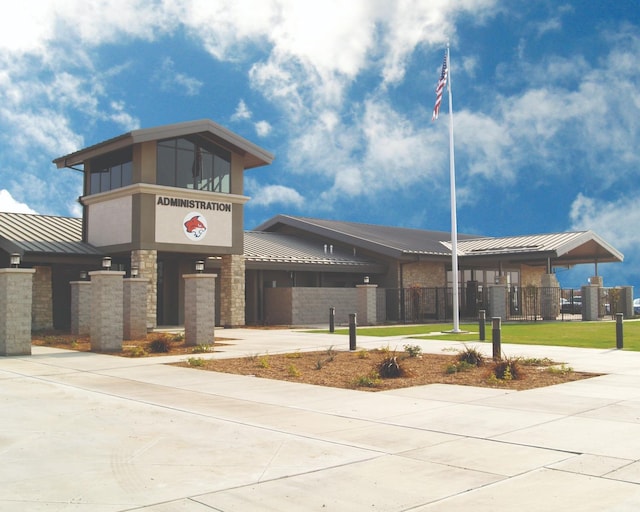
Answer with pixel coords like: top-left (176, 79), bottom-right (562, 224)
top-left (446, 43), bottom-right (461, 333)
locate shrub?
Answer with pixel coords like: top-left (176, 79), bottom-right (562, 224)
top-left (457, 345), bottom-right (484, 367)
top-left (357, 349), bottom-right (369, 359)
top-left (149, 337), bottom-right (172, 353)
top-left (129, 346), bottom-right (148, 357)
top-left (191, 344), bottom-right (213, 353)
top-left (379, 355), bottom-right (403, 378)
top-left (287, 364), bottom-right (301, 377)
top-left (492, 357), bottom-right (522, 381)
top-left (445, 360), bottom-right (475, 374)
top-left (352, 372), bottom-right (381, 388)
top-left (187, 357), bottom-right (205, 367)
top-left (258, 355), bottom-right (270, 368)
top-left (403, 344), bottom-right (423, 358)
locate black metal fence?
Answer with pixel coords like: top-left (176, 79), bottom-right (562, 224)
top-left (385, 285), bottom-right (621, 323)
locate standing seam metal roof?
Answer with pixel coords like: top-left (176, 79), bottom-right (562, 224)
top-left (0, 212), bottom-right (102, 256)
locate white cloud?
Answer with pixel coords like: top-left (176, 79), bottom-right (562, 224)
top-left (254, 120), bottom-right (272, 137)
top-left (245, 178), bottom-right (304, 207)
top-left (0, 189), bottom-right (38, 214)
top-left (156, 57), bottom-right (203, 96)
top-left (231, 99), bottom-right (252, 121)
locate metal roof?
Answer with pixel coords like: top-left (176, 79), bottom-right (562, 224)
top-left (53, 119), bottom-right (275, 171)
top-left (0, 212), bottom-right (102, 257)
top-left (445, 231), bottom-right (623, 264)
top-left (244, 231), bottom-right (384, 271)
top-left (255, 215), bottom-right (623, 266)
top-left (254, 215), bottom-right (482, 258)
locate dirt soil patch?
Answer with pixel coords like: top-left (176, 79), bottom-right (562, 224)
top-left (31, 332), bottom-right (232, 358)
top-left (32, 333), bottom-right (600, 392)
top-left (173, 347), bottom-right (600, 392)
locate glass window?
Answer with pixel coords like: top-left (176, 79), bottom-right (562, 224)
top-left (156, 136), bottom-right (231, 193)
top-left (88, 148), bottom-right (133, 195)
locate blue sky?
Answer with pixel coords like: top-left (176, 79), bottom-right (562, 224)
top-left (1, 0), bottom-right (639, 291)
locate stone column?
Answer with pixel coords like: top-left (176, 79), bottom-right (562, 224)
top-left (89, 270), bottom-right (125, 352)
top-left (581, 284), bottom-right (599, 321)
top-left (0, 268), bottom-right (36, 356)
top-left (356, 284), bottom-right (378, 325)
top-left (131, 249), bottom-right (157, 330)
top-left (540, 273), bottom-right (560, 320)
top-left (70, 280), bottom-right (92, 336)
top-left (123, 278), bottom-right (148, 340)
top-left (184, 273), bottom-right (217, 346)
top-left (220, 254), bottom-right (245, 328)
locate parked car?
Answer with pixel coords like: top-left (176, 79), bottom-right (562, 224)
top-left (634, 298), bottom-right (640, 315)
top-left (560, 296), bottom-right (582, 314)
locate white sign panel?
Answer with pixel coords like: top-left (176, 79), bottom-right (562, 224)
top-left (155, 195), bottom-right (232, 246)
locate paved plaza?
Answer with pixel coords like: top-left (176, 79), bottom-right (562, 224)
top-left (2, 328), bottom-right (640, 511)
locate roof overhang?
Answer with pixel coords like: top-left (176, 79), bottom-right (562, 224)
top-left (53, 119), bottom-right (274, 171)
top-left (449, 230), bottom-right (623, 267)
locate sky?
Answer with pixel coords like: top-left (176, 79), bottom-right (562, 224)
top-left (0, 0), bottom-right (639, 292)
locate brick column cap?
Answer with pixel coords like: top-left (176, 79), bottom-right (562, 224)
top-left (183, 273), bottom-right (218, 280)
top-left (0, 268), bottom-right (36, 275)
top-left (89, 270), bottom-right (126, 277)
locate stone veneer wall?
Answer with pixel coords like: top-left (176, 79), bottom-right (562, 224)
top-left (402, 261), bottom-right (445, 288)
top-left (131, 249), bottom-right (157, 329)
top-left (32, 266), bottom-right (53, 331)
top-left (220, 254), bottom-right (245, 327)
top-left (264, 288), bottom-right (359, 326)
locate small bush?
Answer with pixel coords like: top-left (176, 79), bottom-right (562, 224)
top-left (445, 360), bottom-right (475, 374)
top-left (492, 357), bottom-right (522, 381)
top-left (149, 337), bottom-right (172, 353)
top-left (288, 364), bottom-right (301, 377)
top-left (547, 364), bottom-right (573, 375)
top-left (457, 345), bottom-right (484, 367)
top-left (357, 349), bottom-right (369, 359)
top-left (191, 344), bottom-right (213, 353)
top-left (403, 344), bottom-right (423, 358)
top-left (258, 355), bottom-right (270, 368)
top-left (352, 372), bottom-right (381, 388)
top-left (129, 346), bottom-right (148, 357)
top-left (187, 357), bottom-right (205, 367)
top-left (379, 356), bottom-right (403, 378)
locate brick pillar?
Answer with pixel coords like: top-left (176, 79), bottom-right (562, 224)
top-left (131, 249), bottom-right (157, 329)
top-left (0, 268), bottom-right (35, 356)
top-left (184, 273), bottom-right (216, 346)
top-left (220, 254), bottom-right (245, 328)
top-left (582, 284), bottom-right (599, 321)
top-left (89, 271), bottom-right (124, 352)
top-left (70, 280), bottom-right (91, 336)
top-left (123, 278), bottom-right (148, 340)
top-left (356, 284), bottom-right (378, 325)
top-left (32, 266), bottom-right (53, 331)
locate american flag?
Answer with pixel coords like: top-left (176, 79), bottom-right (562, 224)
top-left (432, 51), bottom-right (448, 121)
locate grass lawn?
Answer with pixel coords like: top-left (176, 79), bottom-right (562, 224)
top-left (321, 319), bottom-right (640, 351)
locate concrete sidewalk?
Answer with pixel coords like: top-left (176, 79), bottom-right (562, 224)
top-left (2, 328), bottom-right (640, 511)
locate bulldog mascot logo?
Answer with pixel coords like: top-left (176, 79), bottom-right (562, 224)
top-left (183, 212), bottom-right (208, 241)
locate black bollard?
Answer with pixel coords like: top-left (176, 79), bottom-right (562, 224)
top-left (349, 313), bottom-right (357, 351)
top-left (479, 310), bottom-right (486, 341)
top-left (616, 313), bottom-right (624, 349)
top-left (329, 307), bottom-right (335, 333)
top-left (492, 317), bottom-right (501, 360)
